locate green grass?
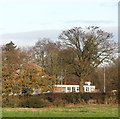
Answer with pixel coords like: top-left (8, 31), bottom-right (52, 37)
top-left (2, 105), bottom-right (118, 117)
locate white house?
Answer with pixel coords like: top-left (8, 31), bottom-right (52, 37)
top-left (55, 85), bottom-right (79, 93)
top-left (55, 81), bottom-right (95, 93)
top-left (83, 82), bottom-right (95, 92)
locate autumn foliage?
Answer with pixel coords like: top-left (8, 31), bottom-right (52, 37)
top-left (2, 41), bottom-right (56, 96)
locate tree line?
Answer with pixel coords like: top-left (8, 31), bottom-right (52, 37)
top-left (1, 26), bottom-right (118, 96)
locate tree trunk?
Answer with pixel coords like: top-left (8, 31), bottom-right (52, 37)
top-left (79, 78), bottom-right (84, 93)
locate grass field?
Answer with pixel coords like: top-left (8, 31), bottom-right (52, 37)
top-left (2, 105), bottom-right (118, 117)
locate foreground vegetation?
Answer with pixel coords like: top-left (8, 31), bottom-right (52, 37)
top-left (2, 93), bottom-right (118, 108)
top-left (2, 105), bottom-right (118, 117)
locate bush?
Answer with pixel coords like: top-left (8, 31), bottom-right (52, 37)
top-left (53, 98), bottom-right (67, 107)
top-left (2, 96), bottom-right (21, 108)
top-left (2, 93), bottom-right (118, 108)
top-left (21, 96), bottom-right (50, 108)
top-left (81, 93), bottom-right (91, 103)
top-left (45, 94), bottom-right (54, 102)
top-left (88, 99), bottom-right (97, 104)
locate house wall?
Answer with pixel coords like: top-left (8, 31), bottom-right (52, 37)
top-left (83, 85), bottom-right (95, 92)
top-left (55, 85), bottom-right (80, 93)
top-left (55, 87), bottom-right (66, 93)
top-left (32, 83), bottom-right (96, 94)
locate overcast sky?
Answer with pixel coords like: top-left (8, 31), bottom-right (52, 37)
top-left (0, 0), bottom-right (119, 47)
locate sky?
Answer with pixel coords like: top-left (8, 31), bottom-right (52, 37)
top-left (0, 0), bottom-right (119, 47)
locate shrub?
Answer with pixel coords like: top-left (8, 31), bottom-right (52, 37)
top-left (53, 98), bottom-right (67, 107)
top-left (63, 93), bottom-right (76, 104)
top-left (2, 93), bottom-right (118, 108)
top-left (88, 99), bottom-right (97, 104)
top-left (21, 96), bottom-right (49, 108)
top-left (82, 93), bottom-right (91, 103)
top-left (2, 96), bottom-right (21, 108)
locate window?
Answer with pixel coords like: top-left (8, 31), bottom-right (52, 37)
top-left (72, 87), bottom-right (75, 92)
top-left (86, 87), bottom-right (89, 92)
top-left (67, 87), bottom-right (71, 91)
top-left (91, 87), bottom-right (94, 92)
top-left (77, 87), bottom-right (79, 91)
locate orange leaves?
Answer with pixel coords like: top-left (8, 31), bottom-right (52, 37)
top-left (2, 41), bottom-right (56, 95)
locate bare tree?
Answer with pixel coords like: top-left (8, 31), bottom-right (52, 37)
top-left (28, 38), bottom-right (62, 80)
top-left (59, 26), bottom-right (117, 92)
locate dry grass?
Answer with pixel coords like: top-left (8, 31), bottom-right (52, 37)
top-left (2, 105), bottom-right (118, 117)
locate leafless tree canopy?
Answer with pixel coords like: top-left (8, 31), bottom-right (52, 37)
top-left (59, 26), bottom-right (117, 92)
